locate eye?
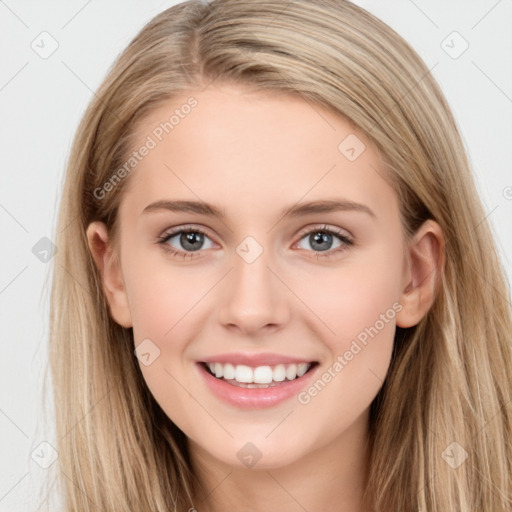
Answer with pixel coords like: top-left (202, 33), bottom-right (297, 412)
top-left (294, 224), bottom-right (353, 259)
top-left (156, 224), bottom-right (354, 260)
top-left (157, 225), bottom-right (216, 259)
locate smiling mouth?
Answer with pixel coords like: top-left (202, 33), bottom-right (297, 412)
top-left (200, 361), bottom-right (319, 388)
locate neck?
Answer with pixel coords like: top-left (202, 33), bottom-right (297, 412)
top-left (188, 410), bottom-right (372, 512)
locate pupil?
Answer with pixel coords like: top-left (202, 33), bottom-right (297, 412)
top-left (310, 232), bottom-right (332, 251)
top-left (181, 232), bottom-right (204, 251)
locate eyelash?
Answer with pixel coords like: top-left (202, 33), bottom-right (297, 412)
top-left (156, 224), bottom-right (354, 260)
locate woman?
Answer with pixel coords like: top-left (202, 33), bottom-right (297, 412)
top-left (47, 1), bottom-right (512, 510)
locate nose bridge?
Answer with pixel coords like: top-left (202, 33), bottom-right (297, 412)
top-left (217, 236), bottom-right (288, 332)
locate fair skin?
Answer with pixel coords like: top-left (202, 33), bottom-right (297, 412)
top-left (87, 83), bottom-right (444, 512)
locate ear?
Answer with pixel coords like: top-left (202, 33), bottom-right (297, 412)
top-left (396, 219), bottom-right (445, 328)
top-left (86, 221), bottom-right (133, 328)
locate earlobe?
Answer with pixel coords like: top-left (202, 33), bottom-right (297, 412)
top-left (396, 220), bottom-right (445, 328)
top-left (86, 221), bottom-right (133, 328)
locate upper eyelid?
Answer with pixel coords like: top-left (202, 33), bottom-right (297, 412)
top-left (295, 224), bottom-right (352, 240)
top-left (160, 224), bottom-right (214, 241)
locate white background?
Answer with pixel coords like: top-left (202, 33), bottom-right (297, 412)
top-left (1, 1), bottom-right (511, 510)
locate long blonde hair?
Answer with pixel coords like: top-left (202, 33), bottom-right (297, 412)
top-left (46, 0), bottom-right (512, 510)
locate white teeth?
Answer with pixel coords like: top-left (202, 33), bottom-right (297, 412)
top-left (285, 364), bottom-right (297, 380)
top-left (223, 363), bottom-right (235, 380)
top-left (273, 364), bottom-right (286, 382)
top-left (204, 361), bottom-right (312, 384)
top-left (297, 363), bottom-right (309, 377)
top-left (214, 362), bottom-right (223, 378)
top-left (235, 365), bottom-right (253, 383)
top-left (253, 366), bottom-right (273, 384)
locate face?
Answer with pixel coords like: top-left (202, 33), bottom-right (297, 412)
top-left (90, 83), bottom-right (419, 470)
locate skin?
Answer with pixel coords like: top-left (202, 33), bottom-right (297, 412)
top-left (87, 83), bottom-right (444, 512)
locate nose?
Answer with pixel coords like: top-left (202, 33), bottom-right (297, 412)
top-left (217, 245), bottom-right (290, 335)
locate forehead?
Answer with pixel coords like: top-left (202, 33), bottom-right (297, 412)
top-left (119, 83), bottom-right (398, 225)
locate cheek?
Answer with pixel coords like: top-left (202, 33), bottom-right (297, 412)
top-left (294, 266), bottom-right (399, 430)
top-left (126, 253), bottom-right (208, 342)
top-left (292, 249), bottom-right (403, 349)
top-left (126, 264), bottom-right (208, 431)
top-left (125, 257), bottom-right (214, 396)
top-left (290, 244), bottom-right (402, 407)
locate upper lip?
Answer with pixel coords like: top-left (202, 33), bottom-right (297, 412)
top-left (199, 352), bottom-right (317, 367)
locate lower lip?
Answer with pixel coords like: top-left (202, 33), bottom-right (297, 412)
top-left (196, 362), bottom-right (318, 409)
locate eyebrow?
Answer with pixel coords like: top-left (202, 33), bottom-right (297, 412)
top-left (142, 198), bottom-right (375, 219)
